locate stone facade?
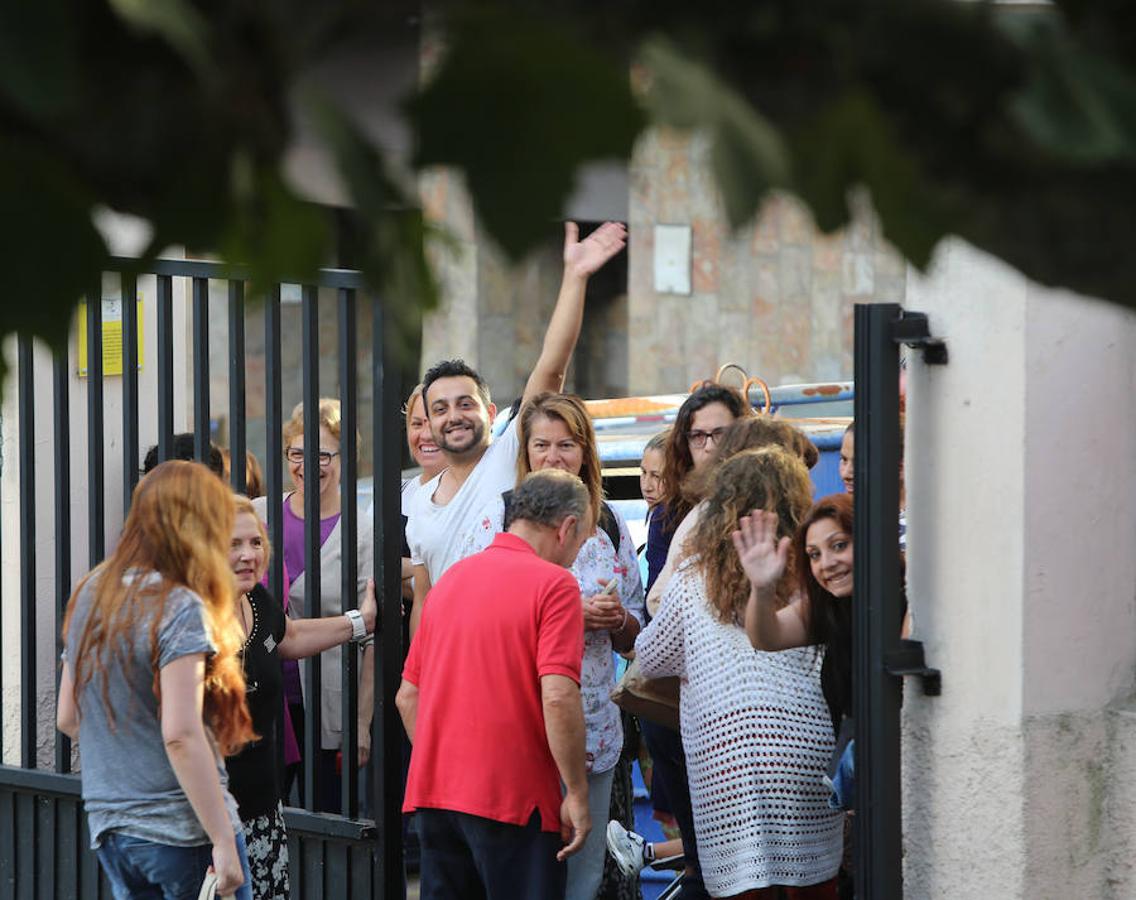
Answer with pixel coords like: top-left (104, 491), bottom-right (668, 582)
top-left (628, 129), bottom-right (905, 395)
top-left (419, 128), bottom-right (906, 401)
top-left (419, 167), bottom-right (628, 404)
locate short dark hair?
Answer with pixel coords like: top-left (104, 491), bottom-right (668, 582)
top-left (504, 470), bottom-right (590, 532)
top-left (143, 433), bottom-right (224, 478)
top-left (421, 359), bottom-right (491, 410)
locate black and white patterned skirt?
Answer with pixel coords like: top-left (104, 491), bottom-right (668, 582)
top-left (243, 803), bottom-right (290, 900)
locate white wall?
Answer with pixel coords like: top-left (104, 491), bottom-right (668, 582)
top-left (902, 238), bottom-right (1136, 897)
top-left (0, 264), bottom-right (191, 765)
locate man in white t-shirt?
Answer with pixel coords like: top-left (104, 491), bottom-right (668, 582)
top-left (406, 220), bottom-right (627, 635)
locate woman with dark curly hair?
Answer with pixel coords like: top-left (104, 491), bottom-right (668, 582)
top-left (636, 449), bottom-right (843, 897)
top-left (737, 493), bottom-right (857, 737)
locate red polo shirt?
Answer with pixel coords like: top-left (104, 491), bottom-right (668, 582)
top-left (402, 532), bottom-right (584, 832)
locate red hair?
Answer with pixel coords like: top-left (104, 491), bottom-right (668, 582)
top-left (63, 461), bottom-right (254, 756)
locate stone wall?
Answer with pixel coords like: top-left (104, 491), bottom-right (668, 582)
top-left (419, 167), bottom-right (627, 404)
top-left (627, 129), bottom-right (905, 395)
top-left (417, 129), bottom-right (907, 401)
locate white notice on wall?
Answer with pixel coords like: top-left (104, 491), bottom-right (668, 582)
top-left (654, 224), bottom-right (692, 295)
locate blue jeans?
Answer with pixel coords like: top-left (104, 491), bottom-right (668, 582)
top-left (564, 767), bottom-right (615, 900)
top-left (96, 830), bottom-right (253, 900)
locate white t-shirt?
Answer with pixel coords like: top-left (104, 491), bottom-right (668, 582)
top-left (405, 417), bottom-right (520, 582)
top-left (401, 473), bottom-right (432, 517)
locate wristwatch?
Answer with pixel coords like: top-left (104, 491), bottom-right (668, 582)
top-left (345, 608), bottom-right (368, 643)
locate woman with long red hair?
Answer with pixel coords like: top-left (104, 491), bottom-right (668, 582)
top-left (57, 460), bottom-right (255, 899)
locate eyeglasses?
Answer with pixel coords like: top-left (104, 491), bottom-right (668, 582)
top-left (285, 447), bottom-right (340, 467)
top-left (686, 427), bottom-right (728, 449)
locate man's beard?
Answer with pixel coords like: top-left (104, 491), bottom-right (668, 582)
top-left (434, 418), bottom-right (486, 457)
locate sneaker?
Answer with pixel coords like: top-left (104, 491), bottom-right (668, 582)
top-left (606, 820), bottom-right (647, 877)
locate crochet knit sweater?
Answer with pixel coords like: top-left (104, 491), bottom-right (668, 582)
top-left (636, 560), bottom-right (843, 894)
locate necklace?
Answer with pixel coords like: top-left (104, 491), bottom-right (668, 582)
top-left (237, 592), bottom-right (259, 695)
top-left (239, 592), bottom-right (254, 640)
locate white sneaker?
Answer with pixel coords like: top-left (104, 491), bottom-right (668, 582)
top-left (606, 820), bottom-right (647, 877)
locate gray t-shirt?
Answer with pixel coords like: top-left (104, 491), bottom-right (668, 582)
top-left (63, 572), bottom-right (241, 848)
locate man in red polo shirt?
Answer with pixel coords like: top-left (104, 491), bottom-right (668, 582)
top-left (397, 469), bottom-right (593, 900)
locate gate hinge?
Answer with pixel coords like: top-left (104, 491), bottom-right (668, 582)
top-left (884, 639), bottom-right (942, 696)
top-left (892, 310), bottom-right (948, 365)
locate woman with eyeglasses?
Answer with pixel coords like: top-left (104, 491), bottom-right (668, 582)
top-left (252, 398), bottom-right (374, 814)
top-left (649, 384), bottom-right (750, 592)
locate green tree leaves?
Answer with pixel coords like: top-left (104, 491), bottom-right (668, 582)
top-left (638, 37), bottom-right (791, 230)
top-left (406, 6), bottom-right (644, 258)
top-left (1, 0), bottom-right (1135, 363)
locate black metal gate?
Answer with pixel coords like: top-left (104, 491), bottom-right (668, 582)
top-left (852, 303), bottom-right (944, 899)
top-left (0, 258), bottom-right (404, 898)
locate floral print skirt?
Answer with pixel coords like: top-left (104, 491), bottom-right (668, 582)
top-left (243, 803), bottom-right (290, 900)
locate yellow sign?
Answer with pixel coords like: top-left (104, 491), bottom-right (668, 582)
top-left (78, 298), bottom-right (144, 377)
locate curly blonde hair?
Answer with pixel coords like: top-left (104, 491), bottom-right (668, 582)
top-left (688, 447), bottom-right (814, 625)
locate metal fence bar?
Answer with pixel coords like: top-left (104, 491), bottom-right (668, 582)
top-left (0, 263), bottom-right (395, 895)
top-left (156, 275), bottom-right (174, 462)
top-left (192, 277), bottom-right (210, 463)
top-left (852, 302), bottom-right (905, 899)
top-left (121, 275), bottom-right (139, 509)
top-left (371, 293), bottom-right (404, 895)
top-left (301, 284), bottom-right (322, 811)
top-left (86, 290), bottom-right (105, 566)
top-left (338, 288), bottom-right (359, 818)
top-left (106, 257), bottom-right (366, 290)
top-left (53, 351), bottom-right (72, 774)
top-left (264, 286), bottom-right (284, 605)
top-left (18, 336), bottom-right (36, 770)
top-left (228, 281), bottom-right (246, 494)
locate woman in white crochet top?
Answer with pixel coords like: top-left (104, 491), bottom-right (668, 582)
top-left (635, 448), bottom-right (843, 898)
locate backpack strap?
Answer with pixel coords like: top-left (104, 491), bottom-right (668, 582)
top-left (503, 490), bottom-right (623, 554)
top-left (598, 501), bottom-right (622, 553)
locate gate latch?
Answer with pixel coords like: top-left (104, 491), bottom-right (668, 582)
top-left (892, 310), bottom-right (948, 365)
top-left (884, 639), bottom-right (942, 696)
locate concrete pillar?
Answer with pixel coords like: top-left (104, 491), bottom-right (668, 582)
top-left (902, 239), bottom-right (1136, 896)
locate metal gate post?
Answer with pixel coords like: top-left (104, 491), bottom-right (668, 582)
top-left (853, 302), bottom-right (904, 899)
top-left (371, 294), bottom-right (405, 897)
top-left (853, 304), bottom-right (945, 899)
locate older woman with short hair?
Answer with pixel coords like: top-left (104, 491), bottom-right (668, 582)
top-left (252, 397), bottom-right (374, 813)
